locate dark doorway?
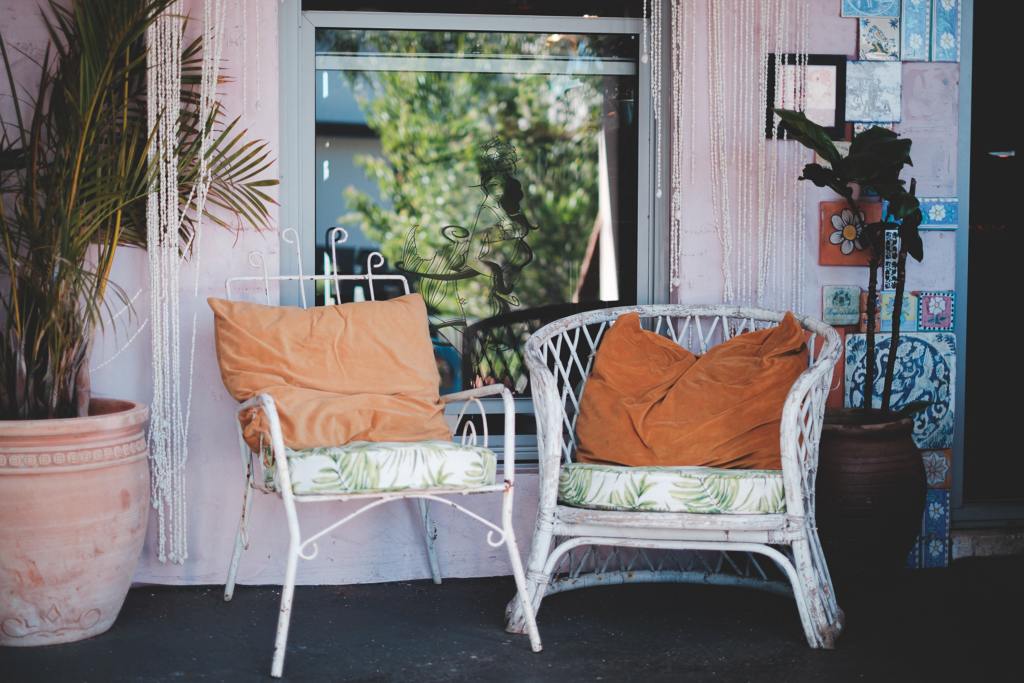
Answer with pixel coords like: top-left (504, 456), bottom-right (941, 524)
top-left (963, 3), bottom-right (1022, 502)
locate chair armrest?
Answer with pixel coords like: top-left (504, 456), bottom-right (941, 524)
top-left (236, 393), bottom-right (296, 495)
top-left (441, 385), bottom-right (518, 484)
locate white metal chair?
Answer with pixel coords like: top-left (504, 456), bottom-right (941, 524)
top-left (221, 228), bottom-right (541, 678)
top-left (504, 305), bottom-right (844, 649)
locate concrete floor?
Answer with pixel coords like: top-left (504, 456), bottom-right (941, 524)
top-left (2, 557), bottom-right (1020, 682)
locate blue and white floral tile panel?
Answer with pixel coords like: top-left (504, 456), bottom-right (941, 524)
top-left (845, 332), bottom-right (956, 449)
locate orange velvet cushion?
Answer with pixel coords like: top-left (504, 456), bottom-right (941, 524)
top-left (209, 294), bottom-right (451, 451)
top-left (575, 312), bottom-right (808, 470)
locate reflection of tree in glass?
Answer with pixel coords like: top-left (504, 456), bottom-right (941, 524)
top-left (400, 139), bottom-right (535, 346)
top-left (335, 30), bottom-right (606, 350)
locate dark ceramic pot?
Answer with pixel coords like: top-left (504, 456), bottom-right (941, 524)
top-left (816, 408), bottom-right (926, 578)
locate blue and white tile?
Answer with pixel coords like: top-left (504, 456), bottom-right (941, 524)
top-left (845, 332), bottom-right (956, 449)
top-left (854, 122), bottom-right (896, 135)
top-left (823, 285), bottom-right (862, 326)
top-left (859, 17), bottom-right (901, 60)
top-left (883, 229), bottom-right (900, 290)
top-left (901, 0), bottom-right (932, 61)
top-left (842, 0), bottom-right (900, 17)
top-left (919, 197), bottom-right (958, 230)
top-left (906, 536), bottom-right (923, 569)
top-left (925, 489), bottom-right (950, 535)
top-left (931, 0), bottom-right (961, 62)
top-left (846, 61), bottom-right (902, 122)
top-left (922, 534), bottom-right (950, 568)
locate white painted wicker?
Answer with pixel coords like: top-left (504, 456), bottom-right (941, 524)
top-left (221, 229), bottom-right (541, 677)
top-left (504, 305), bottom-right (844, 649)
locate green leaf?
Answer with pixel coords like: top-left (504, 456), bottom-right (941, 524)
top-left (774, 109), bottom-right (842, 167)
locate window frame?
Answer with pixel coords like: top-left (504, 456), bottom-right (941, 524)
top-left (278, 1), bottom-right (667, 459)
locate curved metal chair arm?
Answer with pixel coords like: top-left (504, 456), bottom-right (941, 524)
top-left (441, 384), bottom-right (518, 486)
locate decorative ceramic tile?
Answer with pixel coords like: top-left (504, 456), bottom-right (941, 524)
top-left (917, 290), bottom-right (955, 331)
top-left (882, 229), bottom-right (900, 290)
top-left (919, 197), bottom-right (959, 230)
top-left (931, 0), bottom-right (961, 62)
top-left (846, 61), bottom-right (902, 122)
top-left (880, 290), bottom-right (918, 332)
top-left (854, 122), bottom-right (895, 135)
top-left (901, 0), bottom-right (932, 61)
top-left (922, 534), bottom-right (949, 568)
top-left (859, 17), bottom-right (901, 60)
top-left (845, 332), bottom-right (956, 448)
top-left (922, 449), bottom-right (952, 489)
top-left (842, 0), bottom-right (900, 17)
top-left (823, 285), bottom-right (862, 325)
top-left (819, 200), bottom-right (884, 266)
top-left (925, 489), bottom-right (950, 535)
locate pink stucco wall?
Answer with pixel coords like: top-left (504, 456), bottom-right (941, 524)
top-left (2, 0), bottom-right (960, 586)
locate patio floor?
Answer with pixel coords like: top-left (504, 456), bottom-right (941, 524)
top-left (2, 556), bottom-right (1019, 682)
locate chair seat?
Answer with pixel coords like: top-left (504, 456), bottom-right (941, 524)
top-left (265, 440), bottom-right (497, 495)
top-left (558, 462), bottom-right (786, 514)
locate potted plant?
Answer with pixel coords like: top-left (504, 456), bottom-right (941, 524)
top-left (775, 109), bottom-right (927, 575)
top-left (0, 0), bottom-right (275, 645)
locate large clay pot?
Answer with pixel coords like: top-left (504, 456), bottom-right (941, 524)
top-left (0, 399), bottom-right (149, 646)
top-left (817, 408), bottom-right (925, 578)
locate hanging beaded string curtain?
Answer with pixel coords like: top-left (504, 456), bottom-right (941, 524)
top-left (146, 0), bottom-right (228, 564)
top-left (654, 0), bottom-right (810, 309)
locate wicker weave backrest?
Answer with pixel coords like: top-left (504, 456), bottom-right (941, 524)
top-left (524, 305), bottom-right (841, 465)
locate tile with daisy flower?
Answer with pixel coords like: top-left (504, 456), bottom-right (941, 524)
top-left (917, 290), bottom-right (955, 331)
top-left (931, 0), bottom-right (961, 62)
top-left (901, 0), bottom-right (932, 61)
top-left (919, 197), bottom-right (959, 230)
top-left (819, 200), bottom-right (884, 266)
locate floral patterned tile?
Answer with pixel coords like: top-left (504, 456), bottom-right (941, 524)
top-left (901, 0), bottom-right (932, 61)
top-left (819, 200), bottom-right (884, 266)
top-left (922, 534), bottom-right (950, 568)
top-left (925, 489), bottom-right (950, 536)
top-left (917, 290), bottom-right (955, 331)
top-left (919, 197), bottom-right (959, 230)
top-left (922, 449), bottom-right (952, 489)
top-left (931, 0), bottom-right (961, 62)
top-left (845, 332), bottom-right (956, 448)
top-left (859, 16), bottom-right (901, 60)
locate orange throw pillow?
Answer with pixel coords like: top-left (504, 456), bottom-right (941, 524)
top-left (576, 312), bottom-right (808, 470)
top-left (209, 294), bottom-right (451, 451)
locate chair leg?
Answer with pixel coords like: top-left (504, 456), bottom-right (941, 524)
top-left (416, 498), bottom-right (442, 585)
top-left (505, 506), bottom-right (554, 636)
top-left (224, 475), bottom-right (254, 602)
top-left (789, 536), bottom-right (841, 649)
top-left (500, 485), bottom-right (542, 652)
top-left (807, 528), bottom-right (845, 632)
top-left (271, 543), bottom-right (299, 678)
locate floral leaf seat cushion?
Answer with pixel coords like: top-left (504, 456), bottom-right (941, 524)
top-left (557, 463), bottom-right (786, 514)
top-left (261, 440), bottom-right (497, 496)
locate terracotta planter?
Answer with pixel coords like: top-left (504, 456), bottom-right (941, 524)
top-left (817, 408), bottom-right (925, 577)
top-left (0, 399), bottom-right (149, 646)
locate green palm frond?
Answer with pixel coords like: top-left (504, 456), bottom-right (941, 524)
top-left (0, 0), bottom-right (278, 419)
top-left (607, 473), bottom-right (658, 511)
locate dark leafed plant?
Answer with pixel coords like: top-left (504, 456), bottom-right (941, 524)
top-left (0, 0), bottom-right (276, 420)
top-left (774, 109), bottom-right (924, 412)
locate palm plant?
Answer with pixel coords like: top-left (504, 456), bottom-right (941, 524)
top-left (0, 0), bottom-right (276, 420)
top-left (774, 109), bottom-right (924, 412)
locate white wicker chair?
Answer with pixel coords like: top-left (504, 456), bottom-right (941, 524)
top-left (221, 229), bottom-right (541, 677)
top-left (505, 305), bottom-right (844, 648)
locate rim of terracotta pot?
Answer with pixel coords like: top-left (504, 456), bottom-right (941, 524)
top-left (0, 399), bottom-right (148, 438)
top-left (823, 407), bottom-right (914, 436)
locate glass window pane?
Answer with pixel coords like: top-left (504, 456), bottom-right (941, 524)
top-left (314, 27), bottom-right (640, 394)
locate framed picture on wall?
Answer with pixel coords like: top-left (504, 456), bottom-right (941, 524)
top-left (765, 54), bottom-right (847, 141)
